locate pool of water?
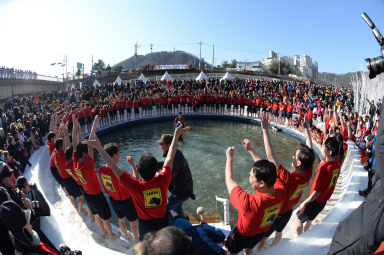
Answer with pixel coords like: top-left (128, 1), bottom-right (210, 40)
top-left (94, 119), bottom-right (319, 227)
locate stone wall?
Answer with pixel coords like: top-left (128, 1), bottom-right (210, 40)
top-left (0, 79), bottom-right (65, 99)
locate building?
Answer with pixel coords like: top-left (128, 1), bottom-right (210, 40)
top-left (261, 50), bottom-right (318, 80)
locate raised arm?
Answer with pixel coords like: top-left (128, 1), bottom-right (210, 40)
top-left (84, 135), bottom-right (125, 179)
top-left (164, 125), bottom-right (191, 170)
top-left (72, 114), bottom-right (78, 152)
top-left (87, 116), bottom-right (99, 159)
top-left (261, 112), bottom-right (280, 168)
top-left (303, 115), bottom-right (313, 149)
top-left (127, 156), bottom-right (139, 179)
top-left (225, 146), bottom-right (238, 194)
top-left (241, 139), bottom-right (262, 162)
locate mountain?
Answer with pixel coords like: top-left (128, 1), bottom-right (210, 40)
top-left (316, 71), bottom-right (366, 88)
top-left (114, 51), bottom-right (211, 70)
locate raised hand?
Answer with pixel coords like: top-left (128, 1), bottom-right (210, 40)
top-left (226, 146), bottom-right (235, 158)
top-left (126, 156), bottom-right (135, 165)
top-left (175, 125), bottom-right (191, 137)
top-left (242, 139), bottom-right (253, 151)
top-left (261, 112), bottom-right (270, 130)
top-left (84, 135), bottom-right (102, 149)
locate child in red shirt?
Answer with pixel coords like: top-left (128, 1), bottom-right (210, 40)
top-left (296, 136), bottom-right (340, 235)
top-left (224, 136), bottom-right (285, 255)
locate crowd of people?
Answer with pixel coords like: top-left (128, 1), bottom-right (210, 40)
top-left (0, 75), bottom-right (382, 255)
top-left (0, 67), bottom-right (38, 80)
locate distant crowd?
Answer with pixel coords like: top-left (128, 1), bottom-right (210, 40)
top-left (0, 76), bottom-right (382, 255)
top-left (0, 66), bottom-right (37, 80)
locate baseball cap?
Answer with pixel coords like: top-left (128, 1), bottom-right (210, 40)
top-left (0, 162), bottom-right (13, 180)
top-left (157, 134), bottom-right (173, 145)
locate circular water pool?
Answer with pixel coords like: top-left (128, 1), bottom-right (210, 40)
top-left (94, 118), bottom-right (319, 226)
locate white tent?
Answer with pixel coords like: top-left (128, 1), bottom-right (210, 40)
top-left (93, 79), bottom-right (101, 88)
top-left (160, 71), bottom-right (174, 81)
top-left (196, 71), bottom-right (209, 81)
top-left (79, 82), bottom-right (82, 89)
top-left (220, 72), bottom-right (234, 81)
top-left (70, 83), bottom-right (75, 90)
top-left (114, 76), bottom-right (122, 85)
top-left (138, 74), bottom-right (148, 83)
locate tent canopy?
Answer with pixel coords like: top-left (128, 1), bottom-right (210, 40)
top-left (114, 76), bottom-right (122, 85)
top-left (220, 72), bottom-right (233, 81)
top-left (70, 83), bottom-right (75, 89)
top-left (196, 71), bottom-right (209, 81)
top-left (138, 74), bottom-right (148, 83)
top-left (160, 71), bottom-right (174, 81)
top-left (93, 79), bottom-right (101, 88)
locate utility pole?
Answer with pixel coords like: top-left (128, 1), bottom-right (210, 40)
top-left (65, 54), bottom-right (67, 80)
top-left (150, 44), bottom-right (153, 66)
top-left (277, 53), bottom-right (281, 75)
top-left (199, 41), bottom-right (202, 69)
top-left (134, 43), bottom-right (138, 71)
top-left (212, 44), bottom-right (215, 68)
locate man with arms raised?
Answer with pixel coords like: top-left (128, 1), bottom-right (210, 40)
top-left (224, 142), bottom-right (285, 255)
top-left (257, 112), bottom-right (315, 251)
top-left (85, 124), bottom-right (190, 240)
top-left (72, 115), bottom-right (120, 240)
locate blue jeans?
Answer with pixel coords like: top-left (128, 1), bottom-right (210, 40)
top-left (166, 194), bottom-right (188, 223)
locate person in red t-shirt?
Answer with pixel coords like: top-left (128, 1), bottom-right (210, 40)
top-left (287, 101), bottom-right (294, 128)
top-left (224, 138), bottom-right (285, 255)
top-left (98, 143), bottom-right (139, 243)
top-left (84, 124), bottom-right (190, 240)
top-left (257, 113), bottom-right (316, 251)
top-left (296, 136), bottom-right (340, 235)
top-left (72, 115), bottom-right (120, 240)
top-left (47, 132), bottom-right (56, 155)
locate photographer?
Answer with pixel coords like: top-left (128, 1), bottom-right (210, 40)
top-left (16, 176), bottom-right (50, 217)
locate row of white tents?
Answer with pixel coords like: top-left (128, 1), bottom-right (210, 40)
top-left (90, 71), bottom-right (234, 88)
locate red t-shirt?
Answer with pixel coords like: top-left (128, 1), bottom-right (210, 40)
top-left (119, 165), bottom-right (172, 220)
top-left (230, 184), bottom-right (285, 236)
top-left (47, 141), bottom-right (55, 155)
top-left (65, 160), bottom-right (82, 186)
top-left (307, 110), bottom-right (313, 120)
top-left (73, 152), bottom-right (101, 195)
top-left (310, 160), bottom-right (341, 203)
top-left (273, 103), bottom-right (279, 111)
top-left (287, 104), bottom-right (294, 113)
top-left (276, 165), bottom-right (313, 213)
top-left (98, 166), bottom-right (130, 201)
top-left (54, 150), bottom-right (71, 179)
top-left (50, 150), bottom-right (57, 167)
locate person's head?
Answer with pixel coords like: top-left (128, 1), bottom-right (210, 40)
top-left (55, 138), bottom-right (64, 151)
top-left (157, 134), bottom-right (173, 155)
top-left (335, 133), bottom-right (345, 162)
top-left (16, 176), bottom-right (31, 194)
top-left (323, 137), bottom-right (339, 158)
top-left (104, 143), bottom-right (119, 163)
top-left (137, 154), bottom-right (159, 180)
top-left (292, 143), bottom-right (316, 172)
top-left (0, 162), bottom-right (13, 187)
top-left (178, 112), bottom-right (182, 117)
top-left (134, 226), bottom-right (194, 255)
top-left (250, 160), bottom-right (277, 192)
top-left (76, 142), bottom-right (88, 159)
top-left (47, 131), bottom-right (56, 143)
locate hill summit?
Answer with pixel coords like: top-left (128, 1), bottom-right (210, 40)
top-left (114, 50), bottom-right (211, 70)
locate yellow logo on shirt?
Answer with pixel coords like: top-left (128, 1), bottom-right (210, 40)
top-left (260, 203), bottom-right (281, 228)
top-left (290, 183), bottom-right (308, 200)
top-left (54, 158), bottom-right (58, 169)
top-left (75, 168), bottom-right (87, 184)
top-left (65, 168), bottom-right (78, 181)
top-left (143, 188), bottom-right (162, 208)
top-left (101, 174), bottom-right (115, 192)
top-left (330, 169), bottom-right (339, 188)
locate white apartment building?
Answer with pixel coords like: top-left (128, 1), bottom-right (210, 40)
top-left (261, 51), bottom-right (318, 80)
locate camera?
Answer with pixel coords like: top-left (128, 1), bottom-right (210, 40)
top-left (362, 13), bottom-right (384, 79)
top-left (31, 200), bottom-right (40, 209)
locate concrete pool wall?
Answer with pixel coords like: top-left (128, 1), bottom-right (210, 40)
top-left (25, 113), bottom-right (366, 255)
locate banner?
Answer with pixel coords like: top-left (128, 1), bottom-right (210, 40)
top-left (154, 64), bottom-right (188, 70)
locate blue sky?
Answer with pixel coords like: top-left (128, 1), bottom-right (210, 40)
top-left (0, 0), bottom-right (383, 76)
